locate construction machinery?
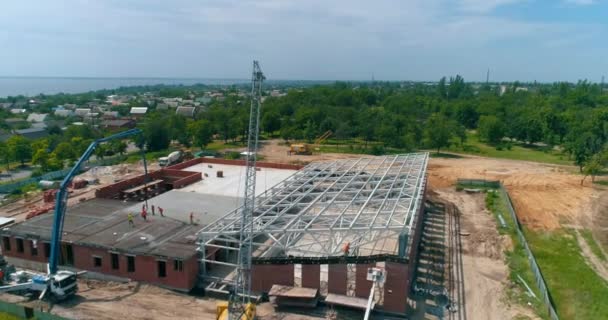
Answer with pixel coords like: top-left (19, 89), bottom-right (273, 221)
top-left (216, 61), bottom-right (264, 320)
top-left (288, 130), bottom-right (332, 155)
top-left (0, 129), bottom-right (144, 302)
top-left (159, 150), bottom-right (183, 167)
top-left (364, 267), bottom-right (385, 320)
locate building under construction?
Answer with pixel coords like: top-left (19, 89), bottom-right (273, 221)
top-left (0, 153), bottom-right (428, 316)
top-left (200, 153), bottom-right (429, 315)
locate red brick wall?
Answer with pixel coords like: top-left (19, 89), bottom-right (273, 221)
top-left (383, 262), bottom-right (409, 314)
top-left (251, 264), bottom-right (294, 293)
top-left (172, 173), bottom-right (202, 189)
top-left (355, 263), bottom-right (375, 298)
top-left (1, 237), bottom-right (197, 292)
top-left (301, 264), bottom-right (320, 288)
top-left (168, 157), bottom-right (304, 171)
top-left (74, 246), bottom-right (197, 291)
top-left (327, 264), bottom-right (347, 295)
top-left (96, 170), bottom-right (163, 198)
top-left (1, 237), bottom-right (47, 264)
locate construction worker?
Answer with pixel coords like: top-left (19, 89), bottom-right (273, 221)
top-left (142, 208), bottom-right (148, 221)
top-left (159, 206), bottom-right (164, 217)
top-left (128, 213), bottom-right (135, 227)
top-left (151, 204), bottom-right (155, 216)
top-left (342, 242), bottom-right (350, 256)
top-left (190, 212), bottom-right (194, 225)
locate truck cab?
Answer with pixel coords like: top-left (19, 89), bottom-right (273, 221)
top-left (49, 271), bottom-right (78, 300)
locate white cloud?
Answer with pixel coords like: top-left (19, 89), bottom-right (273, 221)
top-left (0, 0), bottom-right (605, 81)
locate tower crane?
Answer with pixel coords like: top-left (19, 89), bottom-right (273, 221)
top-left (220, 61), bottom-right (264, 320)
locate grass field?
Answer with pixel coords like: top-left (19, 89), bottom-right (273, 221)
top-left (316, 132), bottom-right (573, 166)
top-left (580, 230), bottom-right (607, 262)
top-left (446, 132), bottom-right (571, 166)
top-left (525, 229), bottom-right (608, 319)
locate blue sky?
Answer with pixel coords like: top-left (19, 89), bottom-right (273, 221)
top-left (0, 0), bottom-right (606, 82)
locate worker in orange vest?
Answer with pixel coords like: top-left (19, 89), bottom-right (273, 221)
top-left (342, 242), bottom-right (350, 256)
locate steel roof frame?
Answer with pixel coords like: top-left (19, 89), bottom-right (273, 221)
top-left (198, 153), bottom-right (428, 283)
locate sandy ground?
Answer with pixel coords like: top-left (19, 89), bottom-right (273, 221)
top-left (436, 189), bottom-right (539, 320)
top-left (1, 280), bottom-right (218, 320)
top-left (428, 156), bottom-right (604, 230)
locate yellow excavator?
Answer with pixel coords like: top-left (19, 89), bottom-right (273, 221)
top-left (289, 130), bottom-right (332, 155)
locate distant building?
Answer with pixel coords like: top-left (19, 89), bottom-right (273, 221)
top-left (54, 109), bottom-right (74, 117)
top-left (156, 103), bottom-right (169, 110)
top-left (130, 107), bottom-right (148, 117)
top-left (195, 96), bottom-right (212, 104)
top-left (10, 109), bottom-right (26, 114)
top-left (102, 111), bottom-right (119, 119)
top-left (175, 106), bottom-right (196, 118)
top-left (15, 128), bottom-right (48, 140)
top-left (0, 103), bottom-right (12, 109)
top-left (101, 119), bottom-right (136, 130)
top-left (4, 118), bottom-right (27, 128)
top-left (74, 108), bottom-right (92, 117)
top-left (27, 113), bottom-right (49, 123)
top-left (31, 122), bottom-right (48, 129)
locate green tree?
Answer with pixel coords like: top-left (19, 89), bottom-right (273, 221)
top-left (262, 111), bottom-right (281, 135)
top-left (32, 148), bottom-right (50, 171)
top-left (53, 142), bottom-right (75, 161)
top-left (478, 115), bottom-right (505, 145)
top-left (0, 142), bottom-right (9, 170)
top-left (424, 113), bottom-right (454, 153)
top-left (188, 119), bottom-right (213, 149)
top-left (7, 135), bottom-right (32, 166)
top-left (142, 117), bottom-right (170, 151)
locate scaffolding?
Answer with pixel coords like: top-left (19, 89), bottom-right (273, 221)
top-left (198, 153), bottom-right (428, 287)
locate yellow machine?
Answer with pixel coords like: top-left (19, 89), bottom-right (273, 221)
top-left (289, 130), bottom-right (332, 155)
top-left (216, 301), bottom-right (256, 320)
top-left (289, 143), bottom-right (312, 155)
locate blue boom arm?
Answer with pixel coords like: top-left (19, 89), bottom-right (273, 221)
top-left (49, 128), bottom-right (142, 275)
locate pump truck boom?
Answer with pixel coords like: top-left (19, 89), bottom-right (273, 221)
top-left (0, 129), bottom-right (144, 302)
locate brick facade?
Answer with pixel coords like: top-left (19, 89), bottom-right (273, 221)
top-left (1, 235), bottom-right (198, 292)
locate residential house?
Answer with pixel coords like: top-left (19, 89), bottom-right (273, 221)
top-left (102, 111), bottom-right (119, 119)
top-left (54, 109), bottom-right (74, 118)
top-left (10, 109), bottom-right (26, 114)
top-left (130, 107), bottom-right (148, 118)
top-left (100, 119), bottom-right (136, 131)
top-left (74, 108), bottom-right (92, 118)
top-left (26, 113), bottom-right (49, 123)
top-left (15, 128), bottom-right (48, 140)
top-left (156, 103), bottom-right (169, 110)
top-left (175, 106), bottom-right (196, 118)
top-left (4, 118), bottom-right (28, 128)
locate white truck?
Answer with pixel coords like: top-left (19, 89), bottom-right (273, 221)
top-left (159, 151), bottom-right (182, 167)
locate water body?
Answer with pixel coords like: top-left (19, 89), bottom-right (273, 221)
top-left (0, 77), bottom-right (248, 98)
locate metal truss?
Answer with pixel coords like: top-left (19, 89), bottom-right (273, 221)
top-left (198, 153), bottom-right (428, 280)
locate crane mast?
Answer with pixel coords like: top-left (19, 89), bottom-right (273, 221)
top-left (229, 61), bottom-right (264, 319)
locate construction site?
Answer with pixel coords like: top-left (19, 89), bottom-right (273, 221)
top-left (1, 62), bottom-right (607, 320)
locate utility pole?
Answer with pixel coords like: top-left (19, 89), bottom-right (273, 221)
top-left (486, 68), bottom-right (490, 84)
top-left (228, 61), bottom-right (264, 320)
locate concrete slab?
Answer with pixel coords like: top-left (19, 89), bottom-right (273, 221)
top-left (125, 190), bottom-right (240, 225)
top-left (179, 163), bottom-right (295, 197)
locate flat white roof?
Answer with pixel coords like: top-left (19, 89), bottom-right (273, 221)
top-left (179, 163), bottom-right (296, 198)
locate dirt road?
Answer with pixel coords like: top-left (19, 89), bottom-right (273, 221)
top-left (437, 189), bottom-right (539, 320)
